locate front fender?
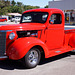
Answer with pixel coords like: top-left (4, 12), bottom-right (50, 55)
top-left (7, 37), bottom-right (49, 60)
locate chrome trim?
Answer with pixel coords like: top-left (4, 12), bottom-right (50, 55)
top-left (0, 30), bottom-right (12, 32)
top-left (0, 30), bottom-right (12, 57)
top-left (9, 32), bottom-right (15, 40)
top-left (56, 51), bottom-right (61, 53)
top-left (0, 31), bottom-right (6, 56)
top-left (0, 56), bottom-right (8, 59)
top-left (28, 50), bottom-right (38, 65)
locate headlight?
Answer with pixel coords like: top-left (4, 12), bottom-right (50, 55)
top-left (9, 33), bottom-right (15, 40)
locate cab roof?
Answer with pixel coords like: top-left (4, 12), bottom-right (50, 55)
top-left (23, 8), bottom-right (63, 14)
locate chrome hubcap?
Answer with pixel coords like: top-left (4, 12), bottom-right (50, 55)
top-left (28, 50), bottom-right (38, 65)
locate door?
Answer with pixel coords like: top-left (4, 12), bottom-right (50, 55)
top-left (46, 13), bottom-right (64, 50)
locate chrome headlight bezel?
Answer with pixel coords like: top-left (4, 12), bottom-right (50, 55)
top-left (9, 32), bottom-right (15, 40)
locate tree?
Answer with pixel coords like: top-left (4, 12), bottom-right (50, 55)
top-left (0, 1), bottom-right (5, 8)
top-left (17, 2), bottom-right (24, 13)
top-left (0, 0), bottom-right (40, 15)
top-left (44, 5), bottom-right (48, 8)
top-left (11, 0), bottom-right (16, 6)
top-left (24, 5), bottom-right (40, 11)
top-left (17, 2), bottom-right (22, 7)
top-left (5, 0), bottom-right (10, 7)
top-left (0, 7), bottom-right (8, 15)
top-left (10, 6), bottom-right (22, 14)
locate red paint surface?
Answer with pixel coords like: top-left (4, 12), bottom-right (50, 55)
top-left (0, 18), bottom-right (7, 22)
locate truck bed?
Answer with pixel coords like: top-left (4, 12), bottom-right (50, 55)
top-left (65, 26), bottom-right (75, 30)
top-left (65, 26), bottom-right (75, 33)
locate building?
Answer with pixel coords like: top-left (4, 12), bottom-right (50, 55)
top-left (49, 0), bottom-right (75, 25)
top-left (8, 13), bottom-right (22, 22)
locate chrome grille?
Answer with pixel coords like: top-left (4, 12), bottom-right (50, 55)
top-left (0, 31), bottom-right (6, 56)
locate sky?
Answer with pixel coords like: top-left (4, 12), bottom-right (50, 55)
top-left (15, 0), bottom-right (52, 8)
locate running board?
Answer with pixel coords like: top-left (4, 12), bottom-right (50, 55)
top-left (46, 46), bottom-right (74, 58)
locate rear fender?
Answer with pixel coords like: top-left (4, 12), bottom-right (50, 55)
top-left (69, 33), bottom-right (75, 48)
top-left (7, 37), bottom-right (49, 60)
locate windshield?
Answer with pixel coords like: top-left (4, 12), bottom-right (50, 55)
top-left (20, 12), bottom-right (48, 23)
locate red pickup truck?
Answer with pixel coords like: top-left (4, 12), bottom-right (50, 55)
top-left (0, 8), bottom-right (75, 68)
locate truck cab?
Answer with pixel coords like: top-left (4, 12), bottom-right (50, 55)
top-left (0, 8), bottom-right (75, 68)
top-left (20, 8), bottom-right (65, 50)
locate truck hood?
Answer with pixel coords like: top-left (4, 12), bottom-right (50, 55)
top-left (0, 23), bottom-right (46, 31)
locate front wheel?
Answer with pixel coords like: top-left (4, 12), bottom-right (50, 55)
top-left (23, 48), bottom-right (41, 68)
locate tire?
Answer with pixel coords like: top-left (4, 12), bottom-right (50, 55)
top-left (23, 48), bottom-right (41, 68)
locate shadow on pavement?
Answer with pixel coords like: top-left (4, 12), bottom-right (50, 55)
top-left (39, 52), bottom-right (75, 65)
top-left (0, 52), bottom-right (74, 70)
top-left (0, 59), bottom-right (27, 70)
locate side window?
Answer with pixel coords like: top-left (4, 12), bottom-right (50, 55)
top-left (22, 14), bottom-right (32, 22)
top-left (42, 14), bottom-right (48, 21)
top-left (50, 14), bottom-right (62, 24)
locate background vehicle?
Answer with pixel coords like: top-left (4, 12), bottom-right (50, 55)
top-left (15, 16), bottom-right (21, 22)
top-left (0, 8), bottom-right (75, 69)
top-left (0, 17), bottom-right (7, 22)
top-left (11, 16), bottom-right (21, 22)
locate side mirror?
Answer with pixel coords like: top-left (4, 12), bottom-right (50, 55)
top-left (49, 20), bottom-right (54, 24)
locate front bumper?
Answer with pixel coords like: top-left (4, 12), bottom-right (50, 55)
top-left (0, 56), bottom-right (8, 60)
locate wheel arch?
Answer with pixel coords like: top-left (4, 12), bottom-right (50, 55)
top-left (69, 33), bottom-right (75, 48)
top-left (7, 37), bottom-right (49, 60)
